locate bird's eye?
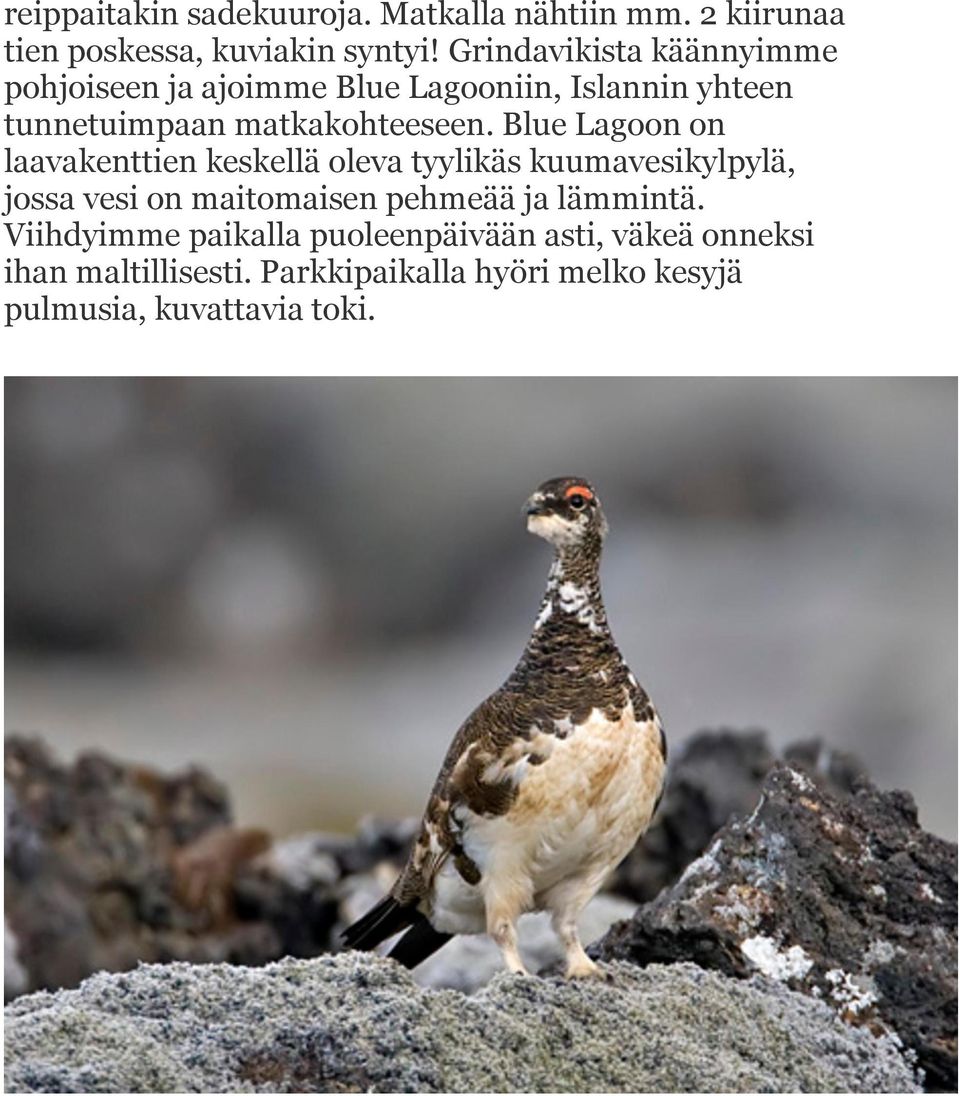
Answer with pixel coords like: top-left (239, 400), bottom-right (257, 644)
top-left (568, 494), bottom-right (587, 510)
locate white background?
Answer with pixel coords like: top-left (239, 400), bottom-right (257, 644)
top-left (1, 0), bottom-right (958, 372)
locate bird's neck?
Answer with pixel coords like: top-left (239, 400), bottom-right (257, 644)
top-left (531, 541), bottom-right (610, 639)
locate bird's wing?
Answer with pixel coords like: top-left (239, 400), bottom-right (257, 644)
top-left (393, 691), bottom-right (539, 904)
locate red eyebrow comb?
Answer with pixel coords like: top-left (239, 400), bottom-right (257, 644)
top-left (564, 485), bottom-right (594, 500)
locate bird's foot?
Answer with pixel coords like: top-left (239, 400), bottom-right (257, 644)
top-left (564, 955), bottom-right (609, 981)
top-left (501, 952), bottom-right (530, 977)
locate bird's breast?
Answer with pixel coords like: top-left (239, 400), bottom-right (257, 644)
top-left (460, 703), bottom-right (665, 899)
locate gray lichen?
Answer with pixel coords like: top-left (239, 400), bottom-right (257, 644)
top-left (5, 953), bottom-right (919, 1093)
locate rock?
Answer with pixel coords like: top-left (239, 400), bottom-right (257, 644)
top-left (3, 736), bottom-right (336, 998)
top-left (596, 763), bottom-right (958, 1092)
top-left (326, 815), bottom-right (419, 878)
top-left (6, 732), bottom-right (951, 1087)
top-left (613, 729), bottom-right (869, 903)
top-left (782, 738), bottom-right (869, 794)
top-left (3, 954), bottom-right (919, 1094)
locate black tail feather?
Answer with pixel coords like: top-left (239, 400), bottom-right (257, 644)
top-left (341, 894), bottom-right (412, 952)
top-left (341, 894), bottom-right (453, 969)
top-left (387, 919), bottom-right (453, 969)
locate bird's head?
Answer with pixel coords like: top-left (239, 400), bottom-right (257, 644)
top-left (524, 477), bottom-right (608, 548)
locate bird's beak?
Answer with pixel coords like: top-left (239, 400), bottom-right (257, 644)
top-left (524, 495), bottom-right (549, 517)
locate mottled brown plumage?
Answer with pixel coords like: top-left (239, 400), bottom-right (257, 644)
top-left (343, 477), bottom-right (666, 977)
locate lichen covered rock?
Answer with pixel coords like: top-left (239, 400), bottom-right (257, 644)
top-left (596, 763), bottom-right (958, 1091)
top-left (4, 954), bottom-right (920, 1094)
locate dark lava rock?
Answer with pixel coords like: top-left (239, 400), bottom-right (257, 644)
top-left (3, 736), bottom-right (337, 999)
top-left (323, 815), bottom-right (419, 878)
top-left (613, 730), bottom-right (775, 903)
top-left (613, 729), bottom-right (869, 903)
top-left (596, 763), bottom-right (958, 1091)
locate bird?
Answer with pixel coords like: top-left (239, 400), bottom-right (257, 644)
top-left (342, 476), bottom-right (666, 979)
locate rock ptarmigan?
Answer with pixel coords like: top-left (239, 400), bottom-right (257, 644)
top-left (343, 477), bottom-right (666, 978)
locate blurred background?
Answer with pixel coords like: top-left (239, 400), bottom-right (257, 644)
top-left (5, 377), bottom-right (958, 839)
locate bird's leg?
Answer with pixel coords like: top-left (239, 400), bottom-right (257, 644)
top-left (551, 911), bottom-right (602, 979)
top-left (483, 852), bottom-right (532, 976)
top-left (488, 910), bottom-right (527, 975)
top-left (543, 873), bottom-right (608, 980)
top-left (486, 899), bottom-right (528, 975)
